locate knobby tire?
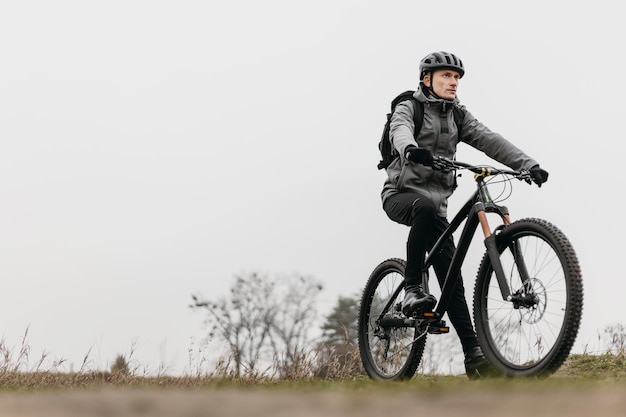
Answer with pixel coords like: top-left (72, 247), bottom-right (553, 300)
top-left (473, 218), bottom-right (583, 378)
top-left (358, 258), bottom-right (426, 380)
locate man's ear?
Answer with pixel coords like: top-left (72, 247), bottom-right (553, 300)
top-left (423, 73), bottom-right (431, 87)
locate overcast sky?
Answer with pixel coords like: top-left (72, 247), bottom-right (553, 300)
top-left (1, 0), bottom-right (624, 375)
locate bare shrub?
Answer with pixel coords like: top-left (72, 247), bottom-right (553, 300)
top-left (191, 272), bottom-right (323, 380)
top-left (603, 323), bottom-right (626, 356)
top-left (312, 342), bottom-right (364, 379)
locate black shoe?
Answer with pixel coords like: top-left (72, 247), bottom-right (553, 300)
top-left (402, 284), bottom-right (437, 316)
top-left (464, 346), bottom-right (491, 380)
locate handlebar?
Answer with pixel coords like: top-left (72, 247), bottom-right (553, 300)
top-left (431, 156), bottom-right (534, 184)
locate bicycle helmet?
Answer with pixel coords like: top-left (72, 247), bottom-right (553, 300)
top-left (419, 51), bottom-right (465, 79)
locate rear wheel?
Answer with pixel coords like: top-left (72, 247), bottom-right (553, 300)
top-left (358, 258), bottom-right (426, 380)
top-left (473, 218), bottom-right (583, 377)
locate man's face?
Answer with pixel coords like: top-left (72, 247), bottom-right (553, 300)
top-left (424, 69), bottom-right (461, 100)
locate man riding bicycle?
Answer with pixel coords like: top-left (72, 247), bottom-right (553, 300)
top-left (381, 51), bottom-right (549, 377)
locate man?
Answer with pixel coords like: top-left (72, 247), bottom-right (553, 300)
top-left (381, 51), bottom-right (548, 377)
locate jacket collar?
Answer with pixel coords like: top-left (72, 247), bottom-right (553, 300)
top-left (416, 86), bottom-right (459, 111)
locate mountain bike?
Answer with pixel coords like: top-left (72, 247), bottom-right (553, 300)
top-left (358, 157), bottom-right (583, 379)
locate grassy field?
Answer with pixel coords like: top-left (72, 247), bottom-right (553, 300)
top-left (1, 354), bottom-right (625, 417)
top-left (1, 352), bottom-right (626, 390)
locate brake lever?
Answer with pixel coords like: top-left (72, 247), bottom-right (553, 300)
top-left (432, 158), bottom-right (455, 173)
top-left (519, 170), bottom-right (533, 185)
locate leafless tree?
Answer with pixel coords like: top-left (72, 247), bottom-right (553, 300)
top-left (190, 272), bottom-right (323, 378)
top-left (269, 274), bottom-right (323, 378)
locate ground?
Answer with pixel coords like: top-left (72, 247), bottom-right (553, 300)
top-left (1, 382), bottom-right (625, 417)
top-left (2, 355), bottom-right (625, 417)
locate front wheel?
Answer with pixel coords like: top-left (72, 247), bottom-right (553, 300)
top-left (358, 258), bottom-right (427, 380)
top-left (473, 218), bottom-right (583, 377)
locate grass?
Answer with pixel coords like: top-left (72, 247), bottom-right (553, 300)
top-left (2, 326), bottom-right (626, 391)
top-left (0, 353), bottom-right (625, 392)
top-left (553, 352), bottom-right (626, 380)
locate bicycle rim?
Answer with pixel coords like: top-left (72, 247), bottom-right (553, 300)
top-left (474, 218), bottom-right (583, 377)
top-left (358, 258), bottom-right (425, 380)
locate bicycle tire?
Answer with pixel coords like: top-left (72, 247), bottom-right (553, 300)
top-left (358, 258), bottom-right (426, 380)
top-left (473, 218), bottom-right (583, 378)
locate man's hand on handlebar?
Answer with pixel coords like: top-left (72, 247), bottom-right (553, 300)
top-left (529, 165), bottom-right (549, 187)
top-left (405, 146), bottom-right (433, 166)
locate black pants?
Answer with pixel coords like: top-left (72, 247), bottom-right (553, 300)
top-left (383, 192), bottom-right (479, 354)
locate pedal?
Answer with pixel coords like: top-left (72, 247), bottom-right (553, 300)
top-left (413, 310), bottom-right (438, 320)
top-left (427, 320), bottom-right (450, 334)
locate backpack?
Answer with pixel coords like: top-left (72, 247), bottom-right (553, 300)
top-left (377, 90), bottom-right (465, 170)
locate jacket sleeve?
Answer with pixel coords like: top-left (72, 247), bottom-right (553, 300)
top-left (459, 108), bottom-right (538, 171)
top-left (389, 101), bottom-right (417, 159)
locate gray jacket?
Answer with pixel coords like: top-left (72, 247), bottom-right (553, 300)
top-left (381, 88), bottom-right (538, 217)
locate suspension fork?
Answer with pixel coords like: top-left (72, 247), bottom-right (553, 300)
top-left (508, 235), bottom-right (533, 290)
top-left (478, 201), bottom-right (534, 300)
top-left (499, 208), bottom-right (533, 287)
top-left (477, 201), bottom-right (514, 301)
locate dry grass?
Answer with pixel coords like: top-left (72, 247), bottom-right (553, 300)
top-left (0, 331), bottom-right (368, 390)
top-left (2, 334), bottom-right (626, 417)
top-left (553, 352), bottom-right (626, 380)
top-left (0, 352), bottom-right (624, 391)
top-left (2, 325), bottom-right (626, 391)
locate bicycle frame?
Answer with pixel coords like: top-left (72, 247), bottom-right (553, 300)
top-left (425, 169), bottom-right (526, 316)
top-left (374, 160), bottom-right (534, 328)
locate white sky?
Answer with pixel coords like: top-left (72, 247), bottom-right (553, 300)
top-left (1, 0), bottom-right (624, 375)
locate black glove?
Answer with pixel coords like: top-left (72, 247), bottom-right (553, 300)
top-left (529, 165), bottom-right (549, 187)
top-left (405, 146), bottom-right (433, 166)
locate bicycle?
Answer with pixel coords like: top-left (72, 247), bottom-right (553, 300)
top-left (358, 156), bottom-right (583, 379)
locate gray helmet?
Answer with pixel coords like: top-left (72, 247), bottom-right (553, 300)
top-left (419, 51), bottom-right (465, 80)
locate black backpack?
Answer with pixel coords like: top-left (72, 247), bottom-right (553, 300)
top-left (377, 90), bottom-right (465, 170)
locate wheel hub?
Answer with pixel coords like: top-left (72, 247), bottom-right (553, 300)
top-left (510, 278), bottom-right (547, 324)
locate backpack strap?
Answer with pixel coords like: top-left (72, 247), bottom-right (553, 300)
top-left (452, 106), bottom-right (465, 140)
top-left (377, 91), bottom-right (425, 170)
top-left (390, 91), bottom-right (424, 141)
top-left (410, 98), bottom-right (424, 140)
